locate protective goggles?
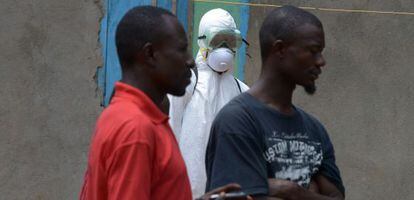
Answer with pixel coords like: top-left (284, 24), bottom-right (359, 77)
top-left (198, 27), bottom-right (249, 50)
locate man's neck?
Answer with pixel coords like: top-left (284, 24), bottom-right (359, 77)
top-left (248, 68), bottom-right (296, 115)
top-left (120, 74), bottom-right (165, 109)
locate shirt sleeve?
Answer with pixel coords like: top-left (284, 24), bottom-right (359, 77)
top-left (206, 107), bottom-right (268, 196)
top-left (318, 126), bottom-right (345, 196)
top-left (106, 142), bottom-right (153, 200)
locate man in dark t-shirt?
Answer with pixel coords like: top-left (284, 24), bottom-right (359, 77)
top-left (206, 6), bottom-right (345, 200)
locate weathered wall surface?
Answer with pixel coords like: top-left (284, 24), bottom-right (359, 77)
top-left (245, 1), bottom-right (414, 199)
top-left (0, 0), bottom-right (103, 199)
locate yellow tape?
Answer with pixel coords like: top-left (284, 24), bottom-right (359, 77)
top-left (193, 0), bottom-right (414, 16)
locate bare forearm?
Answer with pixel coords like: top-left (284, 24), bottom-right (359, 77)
top-left (257, 193), bottom-right (343, 200)
top-left (293, 190), bottom-right (344, 200)
top-left (253, 196), bottom-right (283, 200)
top-left (254, 193), bottom-right (342, 200)
top-left (267, 177), bottom-right (344, 200)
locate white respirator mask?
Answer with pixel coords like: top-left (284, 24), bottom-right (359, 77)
top-left (207, 48), bottom-right (235, 73)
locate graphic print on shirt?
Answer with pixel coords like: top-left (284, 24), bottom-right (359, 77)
top-left (263, 131), bottom-right (323, 188)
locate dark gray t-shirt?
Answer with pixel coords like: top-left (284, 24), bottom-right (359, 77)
top-left (205, 93), bottom-right (345, 196)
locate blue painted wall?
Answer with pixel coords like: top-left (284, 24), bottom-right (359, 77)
top-left (176, 0), bottom-right (189, 32)
top-left (99, 0), bottom-right (153, 106)
top-left (157, 0), bottom-right (172, 10)
top-left (238, 0), bottom-right (250, 81)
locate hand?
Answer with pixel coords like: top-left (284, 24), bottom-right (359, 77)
top-left (267, 177), bottom-right (344, 200)
top-left (197, 183), bottom-right (253, 200)
top-left (308, 180), bottom-right (320, 194)
top-left (267, 179), bottom-right (305, 200)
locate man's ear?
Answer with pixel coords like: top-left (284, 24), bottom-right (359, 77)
top-left (270, 40), bottom-right (286, 59)
top-left (142, 42), bottom-right (157, 68)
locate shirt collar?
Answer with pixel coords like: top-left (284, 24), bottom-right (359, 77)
top-left (112, 81), bottom-right (169, 124)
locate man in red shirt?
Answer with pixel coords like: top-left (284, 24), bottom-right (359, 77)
top-left (80, 6), bottom-right (242, 200)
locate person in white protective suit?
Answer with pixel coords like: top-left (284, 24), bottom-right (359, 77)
top-left (168, 8), bottom-right (250, 197)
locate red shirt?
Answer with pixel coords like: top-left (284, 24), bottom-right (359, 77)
top-left (80, 82), bottom-right (192, 200)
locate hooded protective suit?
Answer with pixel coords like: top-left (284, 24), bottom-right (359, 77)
top-left (168, 8), bottom-right (249, 197)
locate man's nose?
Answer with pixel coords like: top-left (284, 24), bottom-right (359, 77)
top-left (316, 54), bottom-right (326, 67)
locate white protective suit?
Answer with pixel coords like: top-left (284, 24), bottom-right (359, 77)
top-left (168, 8), bottom-right (249, 197)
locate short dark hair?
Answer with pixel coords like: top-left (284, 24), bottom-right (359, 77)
top-left (259, 5), bottom-right (323, 60)
top-left (115, 6), bottom-right (175, 67)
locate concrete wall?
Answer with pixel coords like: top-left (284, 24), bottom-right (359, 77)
top-left (246, 1), bottom-right (414, 199)
top-left (0, 0), bottom-right (103, 199)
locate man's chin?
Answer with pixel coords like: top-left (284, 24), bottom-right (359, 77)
top-left (168, 89), bottom-right (186, 97)
top-left (303, 84), bottom-right (317, 95)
